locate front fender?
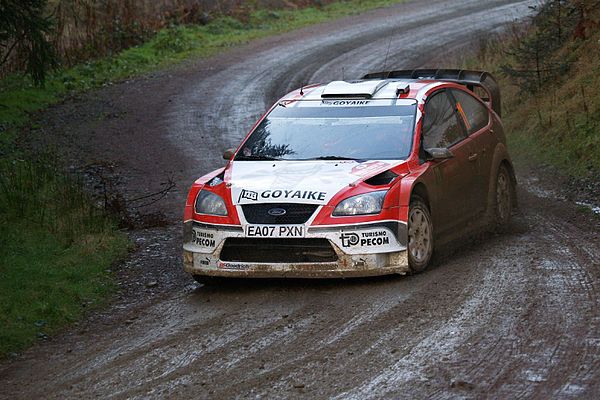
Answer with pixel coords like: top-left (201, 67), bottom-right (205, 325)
top-left (398, 164), bottom-right (433, 221)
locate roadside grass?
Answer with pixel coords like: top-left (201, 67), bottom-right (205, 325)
top-left (0, 158), bottom-right (128, 357)
top-left (461, 26), bottom-right (600, 178)
top-left (575, 204), bottom-right (600, 218)
top-left (0, 0), bottom-right (405, 128)
top-left (502, 32), bottom-right (600, 177)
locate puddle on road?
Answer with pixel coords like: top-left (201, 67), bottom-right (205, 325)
top-left (575, 201), bottom-right (600, 215)
top-left (523, 176), bottom-right (600, 215)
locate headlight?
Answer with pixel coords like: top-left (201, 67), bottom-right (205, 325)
top-left (333, 190), bottom-right (388, 216)
top-left (195, 190), bottom-right (228, 216)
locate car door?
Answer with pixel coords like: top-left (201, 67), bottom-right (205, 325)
top-left (449, 89), bottom-right (494, 216)
top-left (421, 90), bottom-right (477, 235)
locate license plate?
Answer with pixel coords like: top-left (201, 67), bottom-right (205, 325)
top-left (245, 225), bottom-right (304, 238)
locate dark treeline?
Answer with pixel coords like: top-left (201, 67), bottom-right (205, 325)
top-left (0, 0), bottom-right (334, 84)
top-left (501, 0), bottom-right (598, 94)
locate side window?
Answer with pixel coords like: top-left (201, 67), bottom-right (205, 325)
top-left (422, 91), bottom-right (465, 149)
top-left (451, 89), bottom-right (490, 134)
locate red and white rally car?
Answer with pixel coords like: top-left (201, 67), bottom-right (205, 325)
top-left (183, 69), bottom-right (516, 281)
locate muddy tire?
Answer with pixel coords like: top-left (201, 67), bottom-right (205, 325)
top-left (492, 164), bottom-right (513, 231)
top-left (408, 195), bottom-right (434, 273)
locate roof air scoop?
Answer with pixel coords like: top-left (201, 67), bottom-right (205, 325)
top-left (321, 80), bottom-right (387, 99)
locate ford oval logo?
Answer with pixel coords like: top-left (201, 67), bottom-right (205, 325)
top-left (267, 207), bottom-right (287, 216)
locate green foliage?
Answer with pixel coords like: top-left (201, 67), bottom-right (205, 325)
top-left (0, 220), bottom-right (127, 356)
top-left (0, 157), bottom-right (128, 357)
top-left (205, 16), bottom-right (249, 35)
top-left (0, 157), bottom-right (112, 242)
top-left (501, 0), bottom-right (578, 93)
top-left (150, 25), bottom-right (195, 54)
top-left (0, 0), bottom-right (405, 130)
top-left (465, 0), bottom-right (600, 177)
top-left (0, 0), bottom-right (56, 85)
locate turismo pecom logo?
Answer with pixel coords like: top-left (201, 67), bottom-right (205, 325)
top-left (340, 231), bottom-right (391, 248)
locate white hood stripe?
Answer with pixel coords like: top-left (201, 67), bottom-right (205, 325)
top-left (229, 160), bottom-right (402, 205)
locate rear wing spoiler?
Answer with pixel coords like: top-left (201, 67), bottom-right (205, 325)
top-left (362, 69), bottom-right (502, 116)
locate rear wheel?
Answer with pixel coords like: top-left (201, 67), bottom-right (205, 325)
top-left (408, 196), bottom-right (434, 273)
top-left (493, 165), bottom-right (513, 230)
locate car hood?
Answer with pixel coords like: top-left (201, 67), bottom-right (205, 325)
top-left (228, 160), bottom-right (404, 205)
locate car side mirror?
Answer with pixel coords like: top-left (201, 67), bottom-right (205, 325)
top-left (223, 148), bottom-right (235, 160)
top-left (425, 147), bottom-right (454, 161)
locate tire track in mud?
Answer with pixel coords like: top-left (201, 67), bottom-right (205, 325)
top-left (107, 196), bottom-right (598, 399)
top-left (317, 194), bottom-right (599, 400)
top-left (327, 247), bottom-right (523, 399)
top-left (2, 0), bottom-right (599, 399)
top-left (525, 212), bottom-right (600, 398)
top-left (100, 283), bottom-right (415, 398)
top-left (36, 289), bottom-right (327, 399)
top-left (124, 244), bottom-right (511, 398)
top-left (308, 1), bottom-right (533, 83)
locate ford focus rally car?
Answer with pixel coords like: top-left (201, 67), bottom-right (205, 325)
top-left (183, 69), bottom-right (516, 281)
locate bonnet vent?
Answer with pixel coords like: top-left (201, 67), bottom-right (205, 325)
top-left (321, 80), bottom-right (387, 99)
top-left (364, 170), bottom-right (399, 186)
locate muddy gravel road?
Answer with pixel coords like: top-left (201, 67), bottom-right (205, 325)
top-left (2, 0), bottom-right (600, 398)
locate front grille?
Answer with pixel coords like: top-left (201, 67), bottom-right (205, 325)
top-left (241, 203), bottom-right (319, 224)
top-left (220, 238), bottom-right (337, 263)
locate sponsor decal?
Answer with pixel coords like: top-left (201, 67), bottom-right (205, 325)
top-left (192, 228), bottom-right (216, 248)
top-left (351, 161), bottom-right (390, 177)
top-left (239, 189), bottom-right (259, 202)
top-left (260, 190), bottom-right (327, 201)
top-left (321, 100), bottom-right (371, 106)
top-left (239, 189), bottom-right (326, 202)
top-left (340, 230), bottom-right (390, 248)
top-left (456, 101), bottom-right (472, 131)
top-left (262, 189), bottom-right (326, 201)
top-left (199, 257), bottom-right (211, 266)
top-left (246, 225), bottom-right (304, 238)
top-left (340, 233), bottom-right (360, 247)
top-left (208, 176), bottom-right (224, 187)
top-left (218, 261), bottom-right (248, 271)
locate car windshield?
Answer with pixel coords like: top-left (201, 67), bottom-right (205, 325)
top-left (235, 100), bottom-right (417, 161)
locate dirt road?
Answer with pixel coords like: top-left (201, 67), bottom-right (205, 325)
top-left (2, 0), bottom-right (599, 398)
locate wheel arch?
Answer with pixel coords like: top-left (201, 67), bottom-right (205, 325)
top-left (411, 182), bottom-right (431, 210)
top-left (406, 181), bottom-right (434, 273)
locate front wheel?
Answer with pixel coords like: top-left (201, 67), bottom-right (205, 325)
top-left (408, 196), bottom-right (434, 273)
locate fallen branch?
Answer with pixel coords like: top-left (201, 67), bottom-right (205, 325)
top-left (127, 177), bottom-right (175, 209)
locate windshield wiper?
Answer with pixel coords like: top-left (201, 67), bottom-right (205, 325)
top-left (235, 154), bottom-right (281, 161)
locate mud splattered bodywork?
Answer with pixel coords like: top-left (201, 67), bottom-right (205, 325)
top-left (183, 70), bottom-right (516, 278)
top-left (183, 220), bottom-right (410, 278)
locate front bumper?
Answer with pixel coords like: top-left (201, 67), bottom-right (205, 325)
top-left (183, 221), bottom-right (409, 278)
